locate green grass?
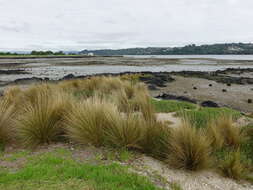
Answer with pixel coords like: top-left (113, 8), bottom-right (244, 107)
top-left (152, 99), bottom-right (241, 129)
top-left (151, 99), bottom-right (197, 113)
top-left (0, 149), bottom-right (163, 190)
top-left (180, 107), bottom-right (241, 129)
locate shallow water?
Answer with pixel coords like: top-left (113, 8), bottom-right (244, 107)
top-left (0, 56), bottom-right (253, 82)
top-left (125, 55), bottom-right (253, 60)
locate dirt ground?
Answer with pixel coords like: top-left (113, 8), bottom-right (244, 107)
top-left (151, 76), bottom-right (253, 113)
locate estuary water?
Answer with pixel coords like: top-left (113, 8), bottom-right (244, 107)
top-left (0, 55), bottom-right (253, 82)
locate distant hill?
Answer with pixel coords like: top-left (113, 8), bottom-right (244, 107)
top-left (80, 43), bottom-right (253, 55)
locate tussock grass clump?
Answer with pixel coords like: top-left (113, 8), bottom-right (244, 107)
top-left (132, 90), bottom-right (155, 121)
top-left (141, 120), bottom-right (171, 159)
top-left (0, 99), bottom-right (16, 145)
top-left (167, 121), bottom-right (212, 171)
top-left (65, 98), bottom-right (148, 150)
top-left (218, 151), bottom-right (249, 180)
top-left (215, 115), bottom-right (245, 148)
top-left (16, 90), bottom-right (71, 147)
top-left (206, 121), bottom-right (225, 150)
top-left (3, 86), bottom-right (23, 107)
top-left (22, 83), bottom-right (56, 105)
top-left (64, 99), bottom-right (118, 147)
top-left (104, 113), bottom-right (145, 149)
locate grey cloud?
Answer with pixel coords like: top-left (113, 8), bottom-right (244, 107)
top-left (0, 0), bottom-right (252, 51)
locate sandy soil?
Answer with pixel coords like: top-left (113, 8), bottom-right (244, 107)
top-left (151, 76), bottom-right (253, 113)
top-left (156, 112), bottom-right (182, 128)
top-left (133, 155), bottom-right (253, 190)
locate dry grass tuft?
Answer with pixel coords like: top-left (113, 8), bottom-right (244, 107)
top-left (133, 91), bottom-right (155, 122)
top-left (64, 99), bottom-right (118, 147)
top-left (218, 151), bottom-right (249, 180)
top-left (0, 99), bottom-right (16, 145)
top-left (16, 89), bottom-right (71, 147)
top-left (215, 115), bottom-right (245, 148)
top-left (206, 121), bottom-right (225, 150)
top-left (3, 86), bottom-right (23, 107)
top-left (141, 120), bottom-right (171, 159)
top-left (104, 113), bottom-right (145, 149)
top-left (167, 121), bottom-right (212, 171)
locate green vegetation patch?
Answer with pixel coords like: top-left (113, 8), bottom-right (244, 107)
top-left (152, 99), bottom-right (241, 129)
top-left (151, 99), bottom-right (197, 113)
top-left (0, 149), bottom-right (162, 190)
top-left (180, 107), bottom-right (241, 128)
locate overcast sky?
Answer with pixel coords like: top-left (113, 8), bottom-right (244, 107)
top-left (0, 0), bottom-right (252, 51)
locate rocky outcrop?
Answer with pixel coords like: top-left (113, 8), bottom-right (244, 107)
top-left (201, 101), bottom-right (219, 108)
top-left (0, 69), bottom-right (28, 75)
top-left (139, 73), bottom-right (174, 87)
top-left (155, 93), bottom-right (197, 104)
top-left (171, 68), bottom-right (253, 85)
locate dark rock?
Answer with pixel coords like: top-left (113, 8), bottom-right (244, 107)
top-left (62, 74), bottom-right (75, 80)
top-left (193, 87), bottom-right (197, 90)
top-left (148, 85), bottom-right (158, 90)
top-left (13, 77), bottom-right (43, 84)
top-left (139, 73), bottom-right (174, 88)
top-left (139, 76), bottom-right (150, 82)
top-left (222, 89), bottom-right (227, 92)
top-left (201, 101), bottom-right (219, 108)
top-left (226, 83), bottom-right (231, 86)
top-left (156, 93), bottom-right (197, 104)
top-left (248, 99), bottom-right (252, 104)
top-left (0, 69), bottom-right (28, 75)
top-left (209, 84), bottom-right (212, 87)
top-left (171, 68), bottom-right (253, 85)
top-left (148, 78), bottom-right (167, 87)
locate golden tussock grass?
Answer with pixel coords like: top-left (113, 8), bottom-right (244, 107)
top-left (104, 113), bottom-right (145, 150)
top-left (3, 86), bottom-right (23, 107)
top-left (0, 99), bottom-right (17, 145)
top-left (15, 89), bottom-right (72, 147)
top-left (214, 115), bottom-right (245, 148)
top-left (218, 151), bottom-right (249, 180)
top-left (64, 98), bottom-right (118, 147)
top-left (167, 121), bottom-right (212, 171)
top-left (141, 119), bottom-right (171, 159)
top-left (206, 121), bottom-right (225, 150)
